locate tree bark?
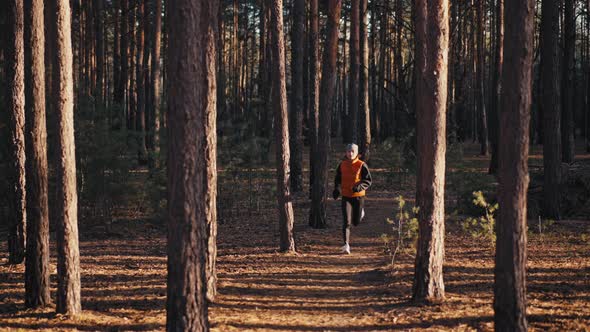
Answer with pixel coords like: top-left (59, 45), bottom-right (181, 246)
top-left (348, 0), bottom-right (360, 143)
top-left (166, 0), bottom-right (218, 329)
top-left (232, 0), bottom-right (239, 117)
top-left (309, 0), bottom-right (342, 229)
top-left (270, 0), bottom-right (296, 252)
top-left (289, 0), bottom-right (305, 192)
top-left (54, 0), bottom-right (82, 315)
top-left (24, 0), bottom-right (51, 308)
top-left (128, 5), bottom-right (137, 130)
top-left (113, 0), bottom-right (121, 116)
top-left (7, 0), bottom-right (27, 265)
top-left (562, 0), bottom-right (575, 163)
top-left (541, 0), bottom-right (561, 219)
top-left (359, 0), bottom-right (371, 161)
top-left (95, 0), bottom-right (104, 105)
top-left (119, 0), bottom-right (129, 125)
top-left (136, 0), bottom-right (148, 164)
top-left (308, 0), bottom-right (320, 202)
top-left (412, 0), bottom-right (448, 304)
top-left (476, 0), bottom-right (488, 155)
top-left (84, 1), bottom-right (93, 98)
top-left (150, 0), bottom-right (162, 166)
top-left (494, 0), bottom-right (533, 329)
top-left (489, 0), bottom-right (504, 175)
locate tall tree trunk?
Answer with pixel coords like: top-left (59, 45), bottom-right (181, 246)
top-left (477, 0), bottom-right (488, 155)
top-left (7, 0), bottom-right (27, 265)
top-left (348, 0), bottom-right (360, 143)
top-left (489, 0), bottom-right (504, 174)
top-left (217, 1), bottom-right (226, 127)
top-left (494, 0), bottom-right (533, 329)
top-left (541, 0), bottom-right (561, 219)
top-left (24, 0), bottom-right (51, 308)
top-left (412, 0), bottom-right (448, 304)
top-left (136, 0), bottom-right (148, 163)
top-left (308, 0), bottom-right (320, 201)
top-left (309, 0), bottom-right (342, 229)
top-left (376, 4), bottom-right (387, 142)
top-left (369, 0), bottom-right (377, 138)
top-left (128, 5), bottom-right (136, 130)
top-left (233, 0), bottom-right (239, 118)
top-left (150, 0), bottom-right (162, 165)
top-left (340, 11), bottom-right (348, 141)
top-left (359, 0), bottom-right (371, 161)
top-left (117, 0), bottom-right (129, 116)
top-left (113, 0), bottom-right (121, 114)
top-left (562, 0), bottom-right (575, 163)
top-left (289, 0), bottom-right (305, 193)
top-left (95, 0), bottom-right (104, 105)
top-left (263, 5), bottom-right (273, 142)
top-left (270, 0), bottom-right (296, 252)
top-left (54, 0), bottom-right (81, 315)
top-left (205, 1), bottom-right (219, 303)
top-left (84, 1), bottom-right (93, 99)
top-left (394, 0), bottom-right (403, 139)
top-left (166, 0), bottom-right (218, 330)
top-left (258, 0), bottom-right (267, 136)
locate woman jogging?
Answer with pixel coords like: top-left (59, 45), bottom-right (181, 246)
top-left (332, 143), bottom-right (372, 254)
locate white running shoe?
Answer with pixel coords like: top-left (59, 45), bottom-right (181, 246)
top-left (361, 209), bottom-right (365, 220)
top-left (340, 243), bottom-right (351, 254)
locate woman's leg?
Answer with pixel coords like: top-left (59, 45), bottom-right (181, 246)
top-left (341, 197), bottom-right (353, 244)
top-left (352, 197), bottom-right (365, 226)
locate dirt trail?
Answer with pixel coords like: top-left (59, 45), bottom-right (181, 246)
top-left (211, 191), bottom-right (401, 331)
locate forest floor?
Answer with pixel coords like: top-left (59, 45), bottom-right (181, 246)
top-left (0, 143), bottom-right (589, 331)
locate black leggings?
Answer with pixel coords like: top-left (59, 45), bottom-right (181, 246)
top-left (341, 196), bottom-right (365, 244)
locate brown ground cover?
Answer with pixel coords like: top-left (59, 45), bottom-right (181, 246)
top-left (1, 143), bottom-right (589, 331)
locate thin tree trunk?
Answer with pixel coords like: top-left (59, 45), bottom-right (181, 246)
top-left (308, 0), bottom-right (320, 201)
top-left (394, 0), bottom-right (403, 139)
top-left (348, 0), bottom-right (360, 143)
top-left (562, 0), bottom-right (575, 163)
top-left (118, 0), bottom-right (129, 116)
top-left (494, 0), bottom-right (533, 329)
top-left (95, 0), bottom-right (104, 105)
top-left (166, 0), bottom-right (218, 329)
top-left (270, 0), bottom-right (296, 252)
top-left (114, 0), bottom-right (121, 118)
top-left (128, 5), bottom-right (137, 130)
top-left (54, 0), bottom-right (81, 315)
top-left (136, 1), bottom-right (148, 163)
top-left (477, 0), bottom-right (488, 155)
top-left (309, 0), bottom-right (342, 229)
top-left (233, 0), bottom-right (239, 118)
top-left (150, 0), bottom-right (162, 166)
top-left (217, 1), bottom-right (226, 128)
top-left (376, 4), bottom-right (387, 142)
top-left (7, 0), bottom-right (27, 265)
top-left (289, 0), bottom-right (305, 193)
top-left (84, 1), bottom-right (93, 99)
top-left (541, 0), bottom-right (561, 219)
top-left (258, 0), bottom-right (267, 135)
top-left (359, 0), bottom-right (371, 161)
top-left (489, 0), bottom-right (504, 174)
top-left (24, 0), bottom-right (51, 308)
top-left (369, 0), bottom-right (376, 137)
top-left (412, 0), bottom-right (448, 304)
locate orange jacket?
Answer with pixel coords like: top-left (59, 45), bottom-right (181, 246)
top-left (335, 157), bottom-right (372, 198)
